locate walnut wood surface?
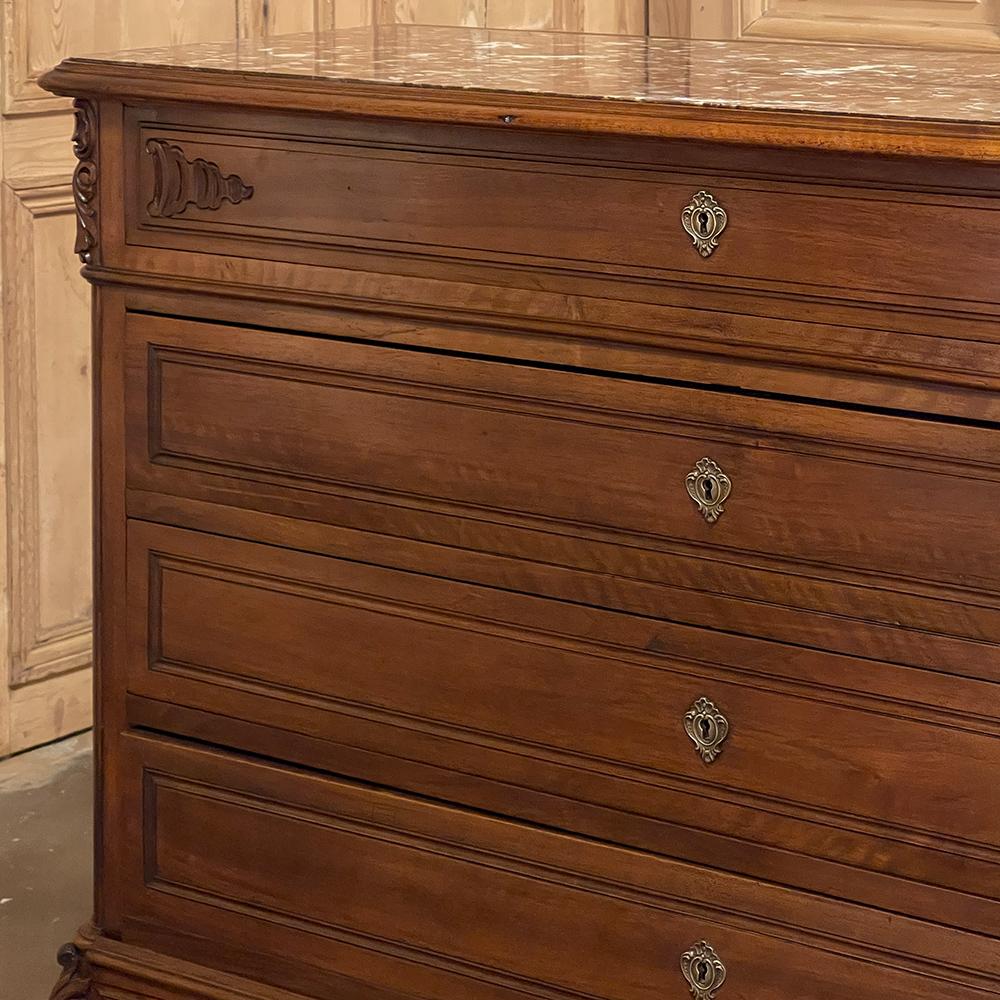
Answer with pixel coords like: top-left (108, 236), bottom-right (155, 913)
top-left (123, 112), bottom-right (1000, 310)
top-left (118, 732), bottom-right (1000, 1000)
top-left (124, 520), bottom-right (1000, 935)
top-left (124, 314), bottom-right (1000, 680)
top-left (40, 29), bottom-right (1000, 1000)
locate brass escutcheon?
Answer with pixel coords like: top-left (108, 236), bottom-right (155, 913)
top-left (686, 458), bottom-right (732, 524)
top-left (684, 697), bottom-right (730, 764)
top-left (681, 941), bottom-right (727, 1000)
top-left (681, 191), bottom-right (727, 257)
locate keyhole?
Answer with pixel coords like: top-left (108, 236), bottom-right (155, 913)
top-left (698, 210), bottom-right (710, 236)
top-left (697, 960), bottom-right (710, 984)
top-left (699, 718), bottom-right (712, 741)
top-left (702, 479), bottom-right (715, 502)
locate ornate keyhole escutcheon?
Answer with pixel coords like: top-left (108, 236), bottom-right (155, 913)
top-left (684, 697), bottom-right (729, 764)
top-left (681, 941), bottom-right (727, 1000)
top-left (686, 458), bottom-right (732, 524)
top-left (682, 191), bottom-right (727, 257)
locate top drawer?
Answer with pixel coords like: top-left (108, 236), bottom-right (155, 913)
top-left (124, 110), bottom-right (1000, 312)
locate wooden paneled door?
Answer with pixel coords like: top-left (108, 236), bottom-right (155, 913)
top-left (0, 0), bottom-right (357, 758)
top-left (738, 0), bottom-right (1000, 47)
top-left (378, 0), bottom-right (1000, 44)
top-left (380, 0), bottom-right (647, 32)
top-left (648, 0), bottom-right (1000, 45)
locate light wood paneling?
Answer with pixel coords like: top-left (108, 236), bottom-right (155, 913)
top-left (378, 0), bottom-right (645, 31)
top-left (238, 0), bottom-right (325, 38)
top-left (332, 0), bottom-right (373, 27)
top-left (0, 171), bottom-right (94, 758)
top-left (117, 1), bottom-right (239, 52)
top-left (651, 0), bottom-right (1000, 45)
top-left (0, 0), bottom-right (339, 756)
top-left (7, 665), bottom-right (92, 755)
top-left (0, 261), bottom-right (9, 758)
top-left (486, 0), bottom-right (645, 32)
top-left (743, 0), bottom-right (1000, 48)
top-left (3, 0), bottom-right (323, 115)
top-left (484, 0), bottom-right (552, 29)
top-left (647, 0), bottom-right (689, 35)
top-left (379, 0), bottom-right (486, 26)
top-left (648, 0), bottom-right (1000, 43)
top-left (2, 179), bottom-right (92, 691)
top-left (329, 0), bottom-right (373, 27)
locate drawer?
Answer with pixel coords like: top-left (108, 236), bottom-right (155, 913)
top-left (124, 109), bottom-right (1000, 313)
top-left (127, 521), bottom-right (1000, 932)
top-left (126, 313), bottom-right (1000, 677)
top-left (119, 732), bottom-right (1000, 1000)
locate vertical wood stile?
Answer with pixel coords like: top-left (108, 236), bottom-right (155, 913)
top-left (485, 0), bottom-right (646, 32)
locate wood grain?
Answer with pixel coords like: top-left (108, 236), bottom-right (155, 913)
top-left (379, 0), bottom-right (486, 27)
top-left (36, 23), bottom-right (1000, 1000)
top-left (741, 0), bottom-right (1000, 48)
top-left (2, 179), bottom-right (92, 689)
top-left (124, 315), bottom-right (1000, 644)
top-left (125, 119), bottom-right (1000, 309)
top-left (7, 666), bottom-right (91, 755)
top-left (120, 520), bottom-right (1000, 934)
top-left (117, 733), bottom-right (1000, 1000)
top-left (486, 0), bottom-right (645, 32)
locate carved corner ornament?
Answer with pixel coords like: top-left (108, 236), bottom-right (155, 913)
top-left (146, 139), bottom-right (254, 219)
top-left (71, 100), bottom-right (99, 264)
top-left (49, 943), bottom-right (94, 1000)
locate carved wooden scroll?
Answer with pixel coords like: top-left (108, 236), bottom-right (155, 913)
top-left (146, 139), bottom-right (254, 219)
top-left (71, 101), bottom-right (99, 264)
top-left (49, 943), bottom-right (93, 1000)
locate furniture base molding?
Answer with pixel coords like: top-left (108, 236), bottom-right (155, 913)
top-left (51, 929), bottom-right (329, 1000)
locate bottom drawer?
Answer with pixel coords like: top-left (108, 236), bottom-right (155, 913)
top-left (119, 733), bottom-right (999, 1000)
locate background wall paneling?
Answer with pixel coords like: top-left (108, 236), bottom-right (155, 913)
top-left (379, 0), bottom-right (487, 27)
top-left (0, 0), bottom-right (318, 757)
top-left (486, 1), bottom-right (646, 32)
top-left (739, 0), bottom-right (1000, 48)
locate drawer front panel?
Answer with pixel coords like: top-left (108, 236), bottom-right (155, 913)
top-left (128, 522), bottom-right (1000, 919)
top-left (126, 314), bottom-right (1000, 671)
top-left (121, 733), bottom-right (1000, 1000)
top-left (127, 116), bottom-right (1000, 310)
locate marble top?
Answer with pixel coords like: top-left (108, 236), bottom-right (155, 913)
top-left (72, 23), bottom-right (1000, 125)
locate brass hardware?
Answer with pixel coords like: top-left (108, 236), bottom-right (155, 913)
top-left (681, 191), bottom-right (727, 257)
top-left (684, 697), bottom-right (729, 764)
top-left (681, 941), bottom-right (727, 1000)
top-left (686, 458), bottom-right (732, 524)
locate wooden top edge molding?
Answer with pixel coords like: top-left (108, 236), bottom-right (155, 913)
top-left (38, 25), bottom-right (1000, 161)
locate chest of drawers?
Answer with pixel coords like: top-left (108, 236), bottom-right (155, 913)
top-left (41, 25), bottom-right (1000, 1000)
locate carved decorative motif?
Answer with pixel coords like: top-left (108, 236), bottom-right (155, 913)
top-left (145, 139), bottom-right (254, 218)
top-left (685, 457), bottom-right (732, 524)
top-left (681, 190), bottom-right (727, 258)
top-left (681, 941), bottom-right (727, 1000)
top-left (49, 943), bottom-right (93, 1000)
top-left (684, 697), bottom-right (730, 764)
top-left (71, 100), bottom-right (98, 264)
